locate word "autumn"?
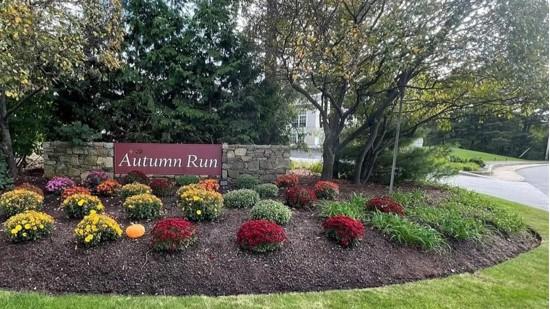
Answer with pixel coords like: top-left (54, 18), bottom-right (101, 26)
top-left (117, 153), bottom-right (218, 168)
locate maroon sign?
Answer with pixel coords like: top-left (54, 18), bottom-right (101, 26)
top-left (114, 143), bottom-right (222, 176)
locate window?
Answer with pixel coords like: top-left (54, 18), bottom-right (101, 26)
top-left (298, 111), bottom-right (307, 127)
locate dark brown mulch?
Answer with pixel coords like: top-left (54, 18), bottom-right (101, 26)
top-left (0, 178), bottom-right (541, 297)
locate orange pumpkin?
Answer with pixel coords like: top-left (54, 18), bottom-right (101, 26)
top-left (126, 224), bottom-right (145, 239)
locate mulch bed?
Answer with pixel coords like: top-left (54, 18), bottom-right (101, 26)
top-left (0, 176), bottom-right (541, 296)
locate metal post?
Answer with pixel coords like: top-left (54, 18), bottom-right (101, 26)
top-left (389, 89), bottom-right (405, 194)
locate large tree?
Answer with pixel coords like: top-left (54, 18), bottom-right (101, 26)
top-left (0, 0), bottom-right (122, 177)
top-left (268, 0), bottom-right (497, 179)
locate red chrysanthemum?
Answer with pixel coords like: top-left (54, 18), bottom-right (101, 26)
top-left (150, 178), bottom-right (172, 196)
top-left (322, 215), bottom-right (365, 248)
top-left (237, 219), bottom-right (287, 252)
top-left (366, 196), bottom-right (405, 216)
top-left (151, 218), bottom-right (197, 252)
top-left (314, 180), bottom-right (339, 200)
top-left (275, 174), bottom-right (299, 188)
top-left (285, 186), bottom-right (316, 208)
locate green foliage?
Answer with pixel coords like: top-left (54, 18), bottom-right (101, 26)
top-left (52, 0), bottom-right (291, 145)
top-left (250, 200), bottom-right (292, 225)
top-left (54, 121), bottom-right (100, 146)
top-left (175, 175), bottom-right (200, 186)
top-left (236, 175), bottom-right (259, 189)
top-left (369, 212), bottom-right (446, 250)
top-left (408, 206), bottom-right (486, 241)
top-left (446, 189), bottom-right (526, 234)
top-left (223, 189), bottom-right (260, 208)
top-left (319, 195), bottom-right (366, 220)
top-left (254, 183), bottom-right (279, 199)
top-left (342, 144), bottom-right (458, 184)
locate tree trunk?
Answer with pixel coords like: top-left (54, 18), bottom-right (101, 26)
top-left (352, 121), bottom-right (381, 184)
top-left (0, 91), bottom-right (18, 179)
top-left (321, 131), bottom-right (338, 179)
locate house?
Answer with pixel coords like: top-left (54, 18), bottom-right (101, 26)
top-left (289, 96), bottom-right (324, 149)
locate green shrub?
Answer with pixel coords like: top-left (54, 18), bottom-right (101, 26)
top-left (120, 182), bottom-right (152, 199)
top-left (224, 189), bottom-right (260, 208)
top-left (369, 212), bottom-right (445, 250)
top-left (54, 121), bottom-right (100, 146)
top-left (250, 200), bottom-right (292, 225)
top-left (236, 174), bottom-right (260, 189)
top-left (175, 175), bottom-right (200, 186)
top-left (123, 193), bottom-right (163, 220)
top-left (254, 183), bottom-right (279, 199)
top-left (320, 195), bottom-right (366, 220)
top-left (391, 190), bottom-right (427, 208)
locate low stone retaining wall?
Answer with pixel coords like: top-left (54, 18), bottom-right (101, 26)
top-left (221, 144), bottom-right (290, 186)
top-left (43, 142), bottom-right (114, 179)
top-left (42, 142), bottom-right (290, 185)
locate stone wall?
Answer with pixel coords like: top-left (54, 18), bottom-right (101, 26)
top-left (43, 142), bottom-right (290, 183)
top-left (43, 142), bottom-right (114, 179)
top-left (221, 144), bottom-right (290, 187)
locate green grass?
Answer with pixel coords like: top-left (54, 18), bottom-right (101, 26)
top-left (0, 196), bottom-right (547, 308)
top-left (450, 147), bottom-right (526, 162)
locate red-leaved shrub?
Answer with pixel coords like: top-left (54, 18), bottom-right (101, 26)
top-left (151, 218), bottom-right (197, 252)
top-left (237, 219), bottom-right (287, 253)
top-left (322, 215), bottom-right (365, 248)
top-left (62, 186), bottom-right (91, 200)
top-left (15, 182), bottom-right (44, 197)
top-left (150, 178), bottom-right (172, 196)
top-left (275, 174), bottom-right (299, 188)
top-left (124, 170), bottom-right (149, 184)
top-left (314, 180), bottom-right (339, 200)
top-left (285, 186), bottom-right (316, 208)
top-left (366, 196), bottom-right (405, 216)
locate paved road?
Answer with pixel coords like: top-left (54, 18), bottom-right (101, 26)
top-left (517, 165), bottom-right (549, 196)
top-left (442, 164), bottom-right (549, 211)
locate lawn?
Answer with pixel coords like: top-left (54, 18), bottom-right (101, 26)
top-left (450, 147), bottom-right (527, 162)
top-left (0, 195), bottom-right (547, 309)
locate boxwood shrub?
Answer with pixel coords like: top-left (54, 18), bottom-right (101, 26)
top-left (250, 199), bottom-right (292, 225)
top-left (224, 189), bottom-right (260, 208)
top-left (254, 183), bottom-right (279, 199)
top-left (236, 174), bottom-right (259, 189)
